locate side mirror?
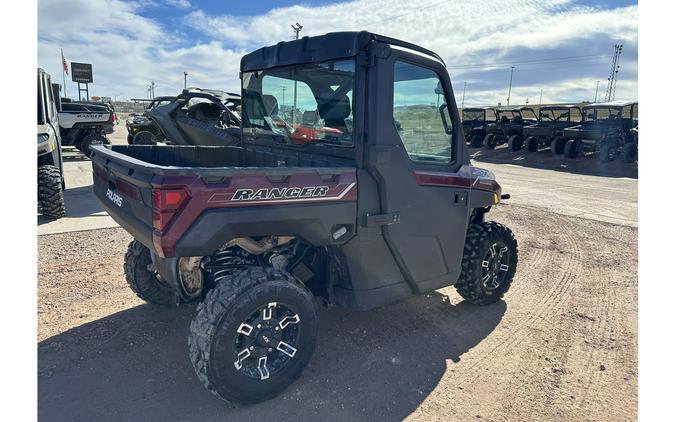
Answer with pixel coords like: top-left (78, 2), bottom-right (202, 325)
top-left (439, 103), bottom-right (453, 135)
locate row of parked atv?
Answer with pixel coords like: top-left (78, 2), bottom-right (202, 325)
top-left (461, 101), bottom-right (638, 163)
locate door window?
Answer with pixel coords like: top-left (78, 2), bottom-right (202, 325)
top-left (393, 60), bottom-right (454, 163)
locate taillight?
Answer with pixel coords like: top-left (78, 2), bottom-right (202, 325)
top-left (109, 113), bottom-right (117, 124)
top-left (152, 188), bottom-right (189, 232)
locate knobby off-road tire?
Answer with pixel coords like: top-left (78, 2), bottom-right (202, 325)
top-left (124, 240), bottom-right (179, 306)
top-left (38, 165), bottom-right (65, 220)
top-left (133, 130), bottom-right (158, 145)
top-left (455, 221), bottom-right (518, 305)
top-left (189, 267), bottom-right (318, 404)
top-left (127, 133), bottom-right (135, 144)
top-left (551, 136), bottom-right (566, 155)
top-left (484, 134), bottom-right (497, 149)
top-left (80, 132), bottom-right (109, 158)
top-left (508, 134), bottom-right (524, 151)
top-left (526, 136), bottom-right (538, 152)
top-left (470, 134), bottom-right (484, 148)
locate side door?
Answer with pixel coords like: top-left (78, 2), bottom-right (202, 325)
top-left (367, 46), bottom-right (471, 293)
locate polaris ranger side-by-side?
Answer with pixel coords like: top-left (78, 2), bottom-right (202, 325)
top-left (58, 99), bottom-right (115, 157)
top-left (91, 32), bottom-right (518, 404)
top-left (38, 69), bottom-right (66, 219)
top-left (520, 105), bottom-right (583, 153)
top-left (483, 106), bottom-right (538, 150)
top-left (462, 107), bottom-right (497, 147)
top-left (562, 101), bottom-right (638, 162)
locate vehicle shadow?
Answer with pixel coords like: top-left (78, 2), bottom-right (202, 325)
top-left (469, 145), bottom-right (638, 179)
top-left (37, 185), bottom-right (106, 225)
top-left (38, 292), bottom-right (506, 421)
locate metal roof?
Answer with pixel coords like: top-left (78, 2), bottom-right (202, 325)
top-left (583, 100), bottom-right (637, 108)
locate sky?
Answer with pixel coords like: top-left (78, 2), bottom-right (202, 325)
top-left (37, 0), bottom-right (638, 106)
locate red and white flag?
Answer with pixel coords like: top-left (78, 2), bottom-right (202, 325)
top-left (61, 48), bottom-right (69, 75)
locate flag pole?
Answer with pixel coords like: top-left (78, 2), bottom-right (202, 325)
top-left (61, 48), bottom-right (67, 98)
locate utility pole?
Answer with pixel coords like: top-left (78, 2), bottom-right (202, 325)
top-left (461, 82), bottom-right (467, 109)
top-left (506, 66), bottom-right (515, 106)
top-left (150, 81), bottom-right (155, 99)
top-left (184, 72), bottom-right (188, 90)
top-left (281, 86), bottom-right (287, 107)
top-left (604, 44), bottom-right (623, 102)
top-left (539, 89), bottom-right (543, 106)
top-left (291, 22), bottom-right (303, 124)
top-left (525, 97), bottom-right (529, 105)
top-left (594, 80), bottom-right (600, 102)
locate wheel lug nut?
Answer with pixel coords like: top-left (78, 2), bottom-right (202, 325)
top-left (268, 348), bottom-right (272, 352)
top-left (275, 327), bottom-right (279, 331)
top-left (257, 324), bottom-right (261, 328)
top-left (249, 346), bottom-right (254, 350)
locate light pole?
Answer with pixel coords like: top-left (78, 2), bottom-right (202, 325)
top-left (594, 80), bottom-right (600, 102)
top-left (291, 23), bottom-right (303, 124)
top-left (184, 72), bottom-right (188, 90)
top-left (539, 89), bottom-right (543, 106)
top-left (506, 66), bottom-right (515, 106)
top-left (461, 82), bottom-right (467, 109)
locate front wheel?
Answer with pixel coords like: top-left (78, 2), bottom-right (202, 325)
top-left (455, 222), bottom-right (518, 305)
top-left (189, 267), bottom-right (318, 404)
top-left (38, 165), bottom-right (65, 220)
top-left (133, 130), bottom-right (158, 145)
top-left (564, 139), bottom-right (580, 158)
top-left (525, 136), bottom-right (538, 152)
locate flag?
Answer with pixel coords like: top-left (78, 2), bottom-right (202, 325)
top-left (61, 49), bottom-right (69, 75)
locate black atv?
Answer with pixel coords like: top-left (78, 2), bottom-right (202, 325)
top-left (132, 88), bottom-right (241, 146)
top-left (520, 105), bottom-right (582, 153)
top-left (562, 101), bottom-right (638, 162)
top-left (483, 106), bottom-right (538, 150)
top-left (126, 96), bottom-right (175, 144)
top-left (462, 107), bottom-right (497, 148)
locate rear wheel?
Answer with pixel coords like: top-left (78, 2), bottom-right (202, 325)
top-left (551, 136), bottom-right (566, 154)
top-left (563, 139), bottom-right (580, 158)
top-left (508, 134), bottom-right (524, 151)
top-left (455, 221), bottom-right (518, 305)
top-left (599, 143), bottom-right (617, 162)
top-left (470, 134), bottom-right (483, 148)
top-left (127, 133), bottom-right (134, 144)
top-left (38, 165), bottom-right (65, 220)
top-left (189, 267), bottom-right (318, 404)
top-left (124, 240), bottom-right (179, 306)
top-left (80, 132), bottom-right (109, 158)
top-left (484, 134), bottom-right (497, 149)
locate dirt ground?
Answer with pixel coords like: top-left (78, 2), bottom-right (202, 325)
top-left (37, 203), bottom-right (637, 421)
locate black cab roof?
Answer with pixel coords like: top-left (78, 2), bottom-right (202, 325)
top-left (582, 100), bottom-right (637, 109)
top-left (240, 31), bottom-right (444, 72)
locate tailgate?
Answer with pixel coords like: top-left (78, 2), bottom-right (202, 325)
top-left (90, 147), bottom-right (155, 248)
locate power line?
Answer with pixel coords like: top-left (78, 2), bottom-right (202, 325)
top-left (350, 0), bottom-right (451, 28)
top-left (446, 53), bottom-right (611, 70)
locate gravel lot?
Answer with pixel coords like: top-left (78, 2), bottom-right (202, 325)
top-left (38, 201), bottom-right (637, 421)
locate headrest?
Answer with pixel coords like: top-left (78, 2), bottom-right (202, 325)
top-left (262, 94), bottom-right (279, 116)
top-left (317, 93), bottom-right (351, 121)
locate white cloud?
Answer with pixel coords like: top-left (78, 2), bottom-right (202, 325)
top-left (38, 0), bottom-right (638, 103)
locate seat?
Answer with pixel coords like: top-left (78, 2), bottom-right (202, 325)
top-left (317, 93), bottom-right (351, 130)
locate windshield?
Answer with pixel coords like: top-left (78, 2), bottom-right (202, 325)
top-left (38, 76), bottom-right (45, 124)
top-left (541, 108), bottom-right (571, 122)
top-left (521, 109), bottom-right (538, 120)
top-left (584, 107), bottom-right (621, 121)
top-left (463, 110), bottom-right (484, 121)
top-left (497, 110), bottom-right (518, 120)
top-left (242, 59), bottom-right (355, 147)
